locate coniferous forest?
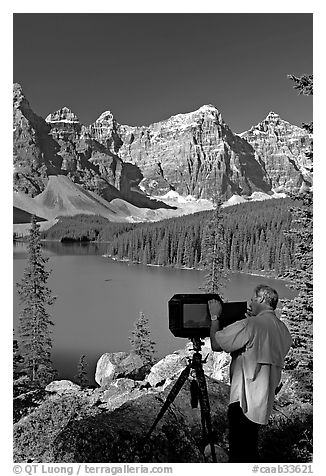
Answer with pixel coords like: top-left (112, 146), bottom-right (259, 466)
top-left (42, 198), bottom-right (298, 276)
top-left (106, 198), bottom-right (296, 275)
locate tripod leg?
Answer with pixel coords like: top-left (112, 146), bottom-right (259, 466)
top-left (194, 360), bottom-right (217, 463)
top-left (143, 363), bottom-right (191, 443)
top-left (197, 388), bottom-right (207, 442)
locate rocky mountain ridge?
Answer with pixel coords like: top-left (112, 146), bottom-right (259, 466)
top-left (90, 104), bottom-right (273, 198)
top-left (13, 85), bottom-right (148, 209)
top-left (239, 111), bottom-right (312, 192)
top-left (13, 83), bottom-right (312, 222)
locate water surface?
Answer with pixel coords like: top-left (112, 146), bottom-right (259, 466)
top-left (13, 241), bottom-right (297, 384)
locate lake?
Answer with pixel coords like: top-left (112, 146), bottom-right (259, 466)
top-left (13, 241), bottom-right (297, 384)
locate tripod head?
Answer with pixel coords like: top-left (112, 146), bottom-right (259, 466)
top-left (188, 337), bottom-right (210, 367)
top-left (190, 336), bottom-right (206, 353)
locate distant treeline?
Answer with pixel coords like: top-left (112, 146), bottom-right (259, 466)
top-left (107, 199), bottom-right (296, 274)
top-left (41, 215), bottom-right (136, 242)
top-left (42, 199), bottom-right (298, 275)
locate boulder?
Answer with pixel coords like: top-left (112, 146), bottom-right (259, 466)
top-left (99, 378), bottom-right (145, 411)
top-left (205, 351), bottom-right (231, 382)
top-left (116, 353), bottom-right (150, 381)
top-left (95, 352), bottom-right (128, 385)
top-left (146, 353), bottom-right (188, 387)
top-left (95, 352), bottom-right (148, 386)
top-left (45, 380), bottom-right (81, 394)
top-left (146, 339), bottom-right (230, 388)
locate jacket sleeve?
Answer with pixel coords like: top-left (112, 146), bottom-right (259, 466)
top-left (215, 318), bottom-right (250, 353)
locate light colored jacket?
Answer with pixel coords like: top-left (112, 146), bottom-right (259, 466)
top-left (214, 310), bottom-right (292, 424)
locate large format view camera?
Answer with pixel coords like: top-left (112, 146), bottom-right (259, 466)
top-left (168, 293), bottom-right (247, 338)
top-left (144, 293), bottom-right (248, 462)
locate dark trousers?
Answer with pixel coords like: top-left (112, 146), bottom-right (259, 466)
top-left (228, 402), bottom-right (260, 463)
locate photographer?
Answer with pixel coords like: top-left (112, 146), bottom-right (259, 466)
top-left (209, 284), bottom-right (292, 463)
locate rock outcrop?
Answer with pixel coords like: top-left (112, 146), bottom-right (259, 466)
top-left (13, 377), bottom-right (230, 463)
top-left (13, 342), bottom-right (312, 463)
top-left (239, 112), bottom-right (313, 192)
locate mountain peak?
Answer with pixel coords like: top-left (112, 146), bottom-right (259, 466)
top-left (45, 107), bottom-right (80, 124)
top-left (186, 104), bottom-right (222, 119)
top-left (264, 111), bottom-right (281, 121)
top-left (13, 83), bottom-right (31, 111)
top-left (94, 110), bottom-right (115, 123)
top-left (197, 104), bottom-right (219, 113)
top-left (159, 104), bottom-right (224, 131)
top-left (13, 82), bottom-right (24, 96)
top-left (192, 104), bottom-right (224, 123)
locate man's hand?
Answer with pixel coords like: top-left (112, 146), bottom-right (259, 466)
top-left (245, 304), bottom-right (253, 319)
top-left (208, 299), bottom-right (223, 351)
top-left (208, 299), bottom-right (223, 319)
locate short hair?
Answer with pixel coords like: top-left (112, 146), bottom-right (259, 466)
top-left (254, 284), bottom-right (278, 310)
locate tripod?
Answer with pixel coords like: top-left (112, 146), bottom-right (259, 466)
top-left (142, 337), bottom-right (217, 462)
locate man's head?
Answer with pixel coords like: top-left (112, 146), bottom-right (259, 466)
top-left (250, 285), bottom-right (279, 315)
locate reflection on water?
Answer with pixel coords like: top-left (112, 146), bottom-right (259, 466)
top-left (13, 241), bottom-right (297, 385)
top-left (42, 241), bottom-right (109, 256)
top-left (13, 240), bottom-right (108, 259)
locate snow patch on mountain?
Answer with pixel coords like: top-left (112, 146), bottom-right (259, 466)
top-left (222, 195), bottom-right (247, 207)
top-left (154, 188), bottom-right (289, 212)
top-left (94, 111), bottom-right (115, 123)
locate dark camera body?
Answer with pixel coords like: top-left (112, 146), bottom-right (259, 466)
top-left (168, 293), bottom-right (247, 338)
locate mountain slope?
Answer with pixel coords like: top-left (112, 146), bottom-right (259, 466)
top-left (14, 175), bottom-right (129, 222)
top-left (14, 175), bottom-right (218, 227)
top-left (13, 207), bottom-right (47, 225)
top-left (13, 83), bottom-right (63, 196)
top-left (239, 112), bottom-right (313, 192)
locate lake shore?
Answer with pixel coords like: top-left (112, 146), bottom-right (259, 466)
top-left (104, 253), bottom-right (292, 283)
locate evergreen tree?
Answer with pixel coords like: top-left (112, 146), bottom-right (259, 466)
top-left (280, 74), bottom-right (313, 377)
top-left (16, 216), bottom-right (56, 385)
top-left (281, 192), bottom-right (313, 370)
top-left (288, 73), bottom-right (313, 134)
top-left (75, 354), bottom-right (88, 388)
top-left (184, 232), bottom-right (194, 267)
top-left (287, 74), bottom-right (313, 97)
top-left (129, 311), bottom-right (156, 366)
top-left (201, 196), bottom-right (228, 296)
top-left (13, 331), bottom-right (24, 380)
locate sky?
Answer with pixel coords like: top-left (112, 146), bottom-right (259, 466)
top-left (13, 13), bottom-right (313, 132)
